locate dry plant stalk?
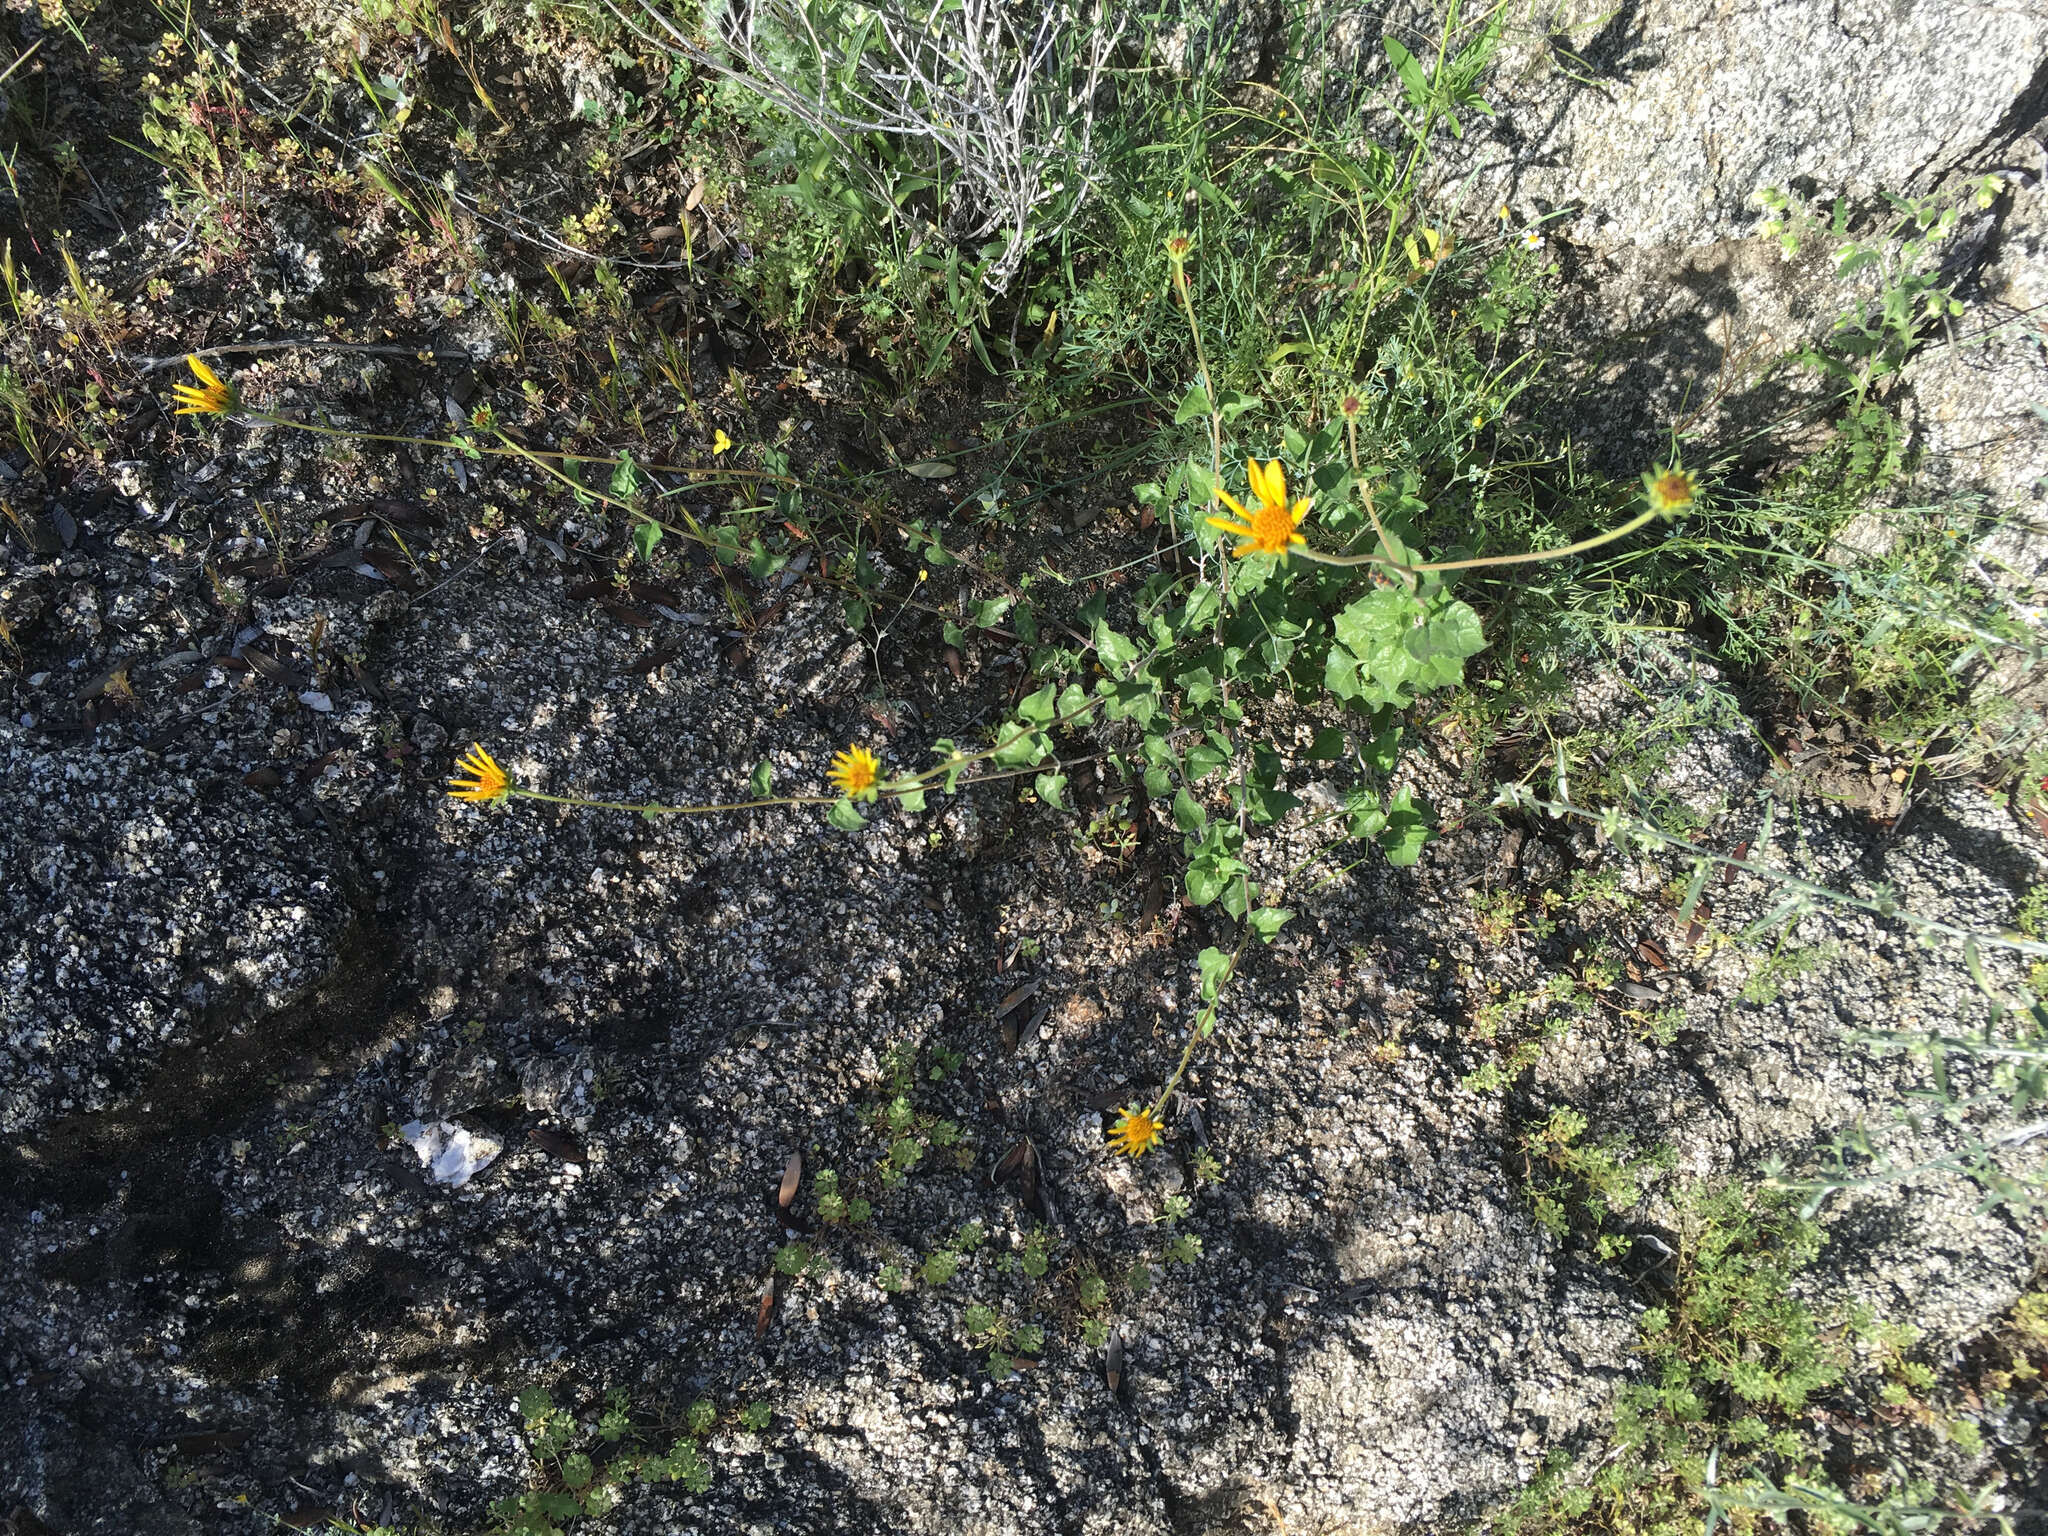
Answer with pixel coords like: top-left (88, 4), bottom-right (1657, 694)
top-left (605, 0), bottom-right (1122, 289)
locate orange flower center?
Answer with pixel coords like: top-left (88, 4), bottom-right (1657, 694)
top-left (1650, 471), bottom-right (1695, 509)
top-left (1246, 498), bottom-right (1299, 553)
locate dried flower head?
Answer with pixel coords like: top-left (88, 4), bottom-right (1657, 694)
top-left (1108, 1105), bottom-right (1163, 1157)
top-left (170, 355), bottom-right (238, 416)
top-left (829, 744), bottom-right (881, 801)
top-left (1338, 392), bottom-right (1364, 421)
top-left (1163, 233), bottom-right (1193, 263)
top-left (447, 743), bottom-right (511, 804)
top-left (1644, 465), bottom-right (1699, 515)
top-left (1207, 458), bottom-right (1310, 563)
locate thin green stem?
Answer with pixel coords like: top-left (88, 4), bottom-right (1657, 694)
top-left (486, 697), bottom-right (1107, 819)
top-left (1169, 248), bottom-right (1229, 642)
top-left (1145, 876), bottom-right (1255, 1123)
top-left (511, 787), bottom-right (832, 815)
top-left (1300, 504), bottom-right (1665, 575)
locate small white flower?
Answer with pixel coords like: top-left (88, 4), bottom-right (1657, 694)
top-left (1519, 229), bottom-right (1543, 252)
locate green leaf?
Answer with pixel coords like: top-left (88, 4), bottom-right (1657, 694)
top-left (1177, 583), bottom-right (1221, 633)
top-left (971, 596), bottom-right (1013, 629)
top-left (1172, 788), bottom-right (1208, 834)
top-left (829, 799), bottom-right (867, 831)
top-left (895, 786), bottom-right (927, 812)
top-left (929, 739), bottom-right (969, 793)
top-left (1344, 788), bottom-right (1389, 840)
top-left (1197, 945), bottom-right (1233, 1002)
top-left (1306, 726), bottom-right (1346, 760)
top-left (608, 450), bottom-right (641, 501)
top-left (749, 759), bottom-right (773, 797)
top-left (1404, 600), bottom-right (1488, 684)
top-left (1174, 382), bottom-right (1213, 425)
top-left (1364, 719), bottom-right (1403, 772)
top-left (1214, 389), bottom-right (1261, 424)
top-left (1185, 743), bottom-right (1229, 780)
top-left (1248, 906), bottom-right (1293, 940)
top-left (1099, 678), bottom-right (1160, 726)
top-left (1176, 666), bottom-right (1218, 707)
top-left (1333, 586), bottom-right (1419, 656)
top-left (1323, 643), bottom-right (1362, 702)
top-left (1184, 858), bottom-right (1231, 906)
top-left (1676, 858), bottom-right (1711, 925)
top-left (1093, 621), bottom-right (1141, 672)
top-left (991, 728), bottom-right (1048, 770)
top-left (1383, 35), bottom-right (1429, 106)
top-left (632, 517), bottom-right (662, 563)
top-left (1016, 684), bottom-right (1058, 725)
top-left (1378, 786), bottom-right (1431, 866)
top-left (1035, 772), bottom-right (1068, 809)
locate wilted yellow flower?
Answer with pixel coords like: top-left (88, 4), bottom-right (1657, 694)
top-left (1207, 458), bottom-right (1310, 562)
top-left (170, 355), bottom-right (237, 416)
top-left (712, 429), bottom-right (733, 456)
top-left (829, 744), bottom-right (881, 801)
top-left (1108, 1105), bottom-right (1163, 1157)
top-left (1645, 465), bottom-right (1699, 514)
top-left (447, 743), bottom-right (511, 804)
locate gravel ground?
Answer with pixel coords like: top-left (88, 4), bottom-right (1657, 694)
top-left (4, 0), bottom-right (2047, 1529)
top-left (4, 507), bottom-right (2043, 1531)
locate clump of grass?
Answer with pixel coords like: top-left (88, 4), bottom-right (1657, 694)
top-left (1502, 1169), bottom-right (2021, 1536)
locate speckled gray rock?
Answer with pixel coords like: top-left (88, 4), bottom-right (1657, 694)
top-left (1445, 0), bottom-right (2043, 250)
top-left (0, 725), bottom-right (359, 1136)
top-left (7, 3), bottom-right (2048, 1527)
top-left (1302, 1), bottom-right (2048, 482)
top-left (4, 540), bottom-right (2043, 1535)
top-left (1902, 174), bottom-right (2048, 515)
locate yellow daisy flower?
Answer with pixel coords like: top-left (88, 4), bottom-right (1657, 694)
top-left (1644, 465), bottom-right (1699, 514)
top-left (1108, 1105), bottom-right (1163, 1157)
top-left (828, 744), bottom-right (881, 802)
top-left (170, 355), bottom-right (238, 416)
top-left (1207, 458), bottom-right (1310, 562)
top-left (447, 743), bottom-right (511, 804)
